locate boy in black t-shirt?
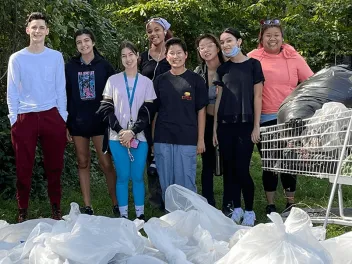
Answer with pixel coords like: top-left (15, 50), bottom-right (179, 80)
top-left (153, 38), bottom-right (208, 200)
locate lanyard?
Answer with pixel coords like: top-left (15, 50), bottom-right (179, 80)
top-left (123, 72), bottom-right (139, 120)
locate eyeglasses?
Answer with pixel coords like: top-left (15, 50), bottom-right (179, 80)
top-left (197, 43), bottom-right (216, 52)
top-left (260, 19), bottom-right (280, 25)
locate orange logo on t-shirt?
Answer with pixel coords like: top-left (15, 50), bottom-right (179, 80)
top-left (182, 92), bottom-right (192, 100)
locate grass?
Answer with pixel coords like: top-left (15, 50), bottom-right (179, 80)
top-left (1, 149), bottom-right (351, 238)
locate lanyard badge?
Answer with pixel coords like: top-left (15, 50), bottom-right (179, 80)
top-left (124, 72), bottom-right (139, 130)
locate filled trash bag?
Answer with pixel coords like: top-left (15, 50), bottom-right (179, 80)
top-left (216, 208), bottom-right (332, 264)
top-left (164, 184), bottom-right (247, 242)
top-left (278, 65), bottom-right (352, 124)
top-left (321, 231), bottom-right (352, 264)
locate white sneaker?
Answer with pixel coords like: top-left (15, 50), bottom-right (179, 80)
top-left (242, 211), bottom-right (256, 226)
top-left (231, 207), bottom-right (244, 224)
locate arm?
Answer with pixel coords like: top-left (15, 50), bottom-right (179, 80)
top-left (252, 82), bottom-right (263, 143)
top-left (197, 107), bottom-right (206, 154)
top-left (56, 53), bottom-right (68, 121)
top-left (7, 55), bottom-right (20, 126)
top-left (213, 86), bottom-right (222, 146)
top-left (297, 55), bottom-right (314, 82)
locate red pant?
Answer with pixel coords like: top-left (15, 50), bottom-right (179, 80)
top-left (11, 107), bottom-right (67, 209)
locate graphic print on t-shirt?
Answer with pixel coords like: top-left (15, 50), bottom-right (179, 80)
top-left (78, 71), bottom-right (96, 100)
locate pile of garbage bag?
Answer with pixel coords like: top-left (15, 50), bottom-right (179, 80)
top-left (1, 185), bottom-right (351, 264)
top-left (278, 65), bottom-right (352, 124)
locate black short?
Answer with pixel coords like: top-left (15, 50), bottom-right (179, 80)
top-left (68, 118), bottom-right (106, 138)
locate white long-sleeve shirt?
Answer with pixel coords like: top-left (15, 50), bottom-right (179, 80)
top-left (7, 47), bottom-right (67, 126)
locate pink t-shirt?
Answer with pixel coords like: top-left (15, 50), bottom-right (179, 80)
top-left (248, 44), bottom-right (314, 114)
top-left (103, 72), bottom-right (156, 141)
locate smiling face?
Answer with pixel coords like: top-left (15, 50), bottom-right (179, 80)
top-left (75, 34), bottom-right (95, 56)
top-left (219, 32), bottom-right (241, 54)
top-left (166, 44), bottom-right (188, 70)
top-left (26, 19), bottom-right (49, 44)
top-left (261, 26), bottom-right (283, 54)
top-left (146, 22), bottom-right (165, 46)
top-left (121, 47), bottom-right (139, 70)
top-left (198, 37), bottom-right (219, 62)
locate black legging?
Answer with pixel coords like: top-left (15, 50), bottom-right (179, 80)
top-left (218, 122), bottom-right (255, 211)
top-left (201, 114), bottom-right (216, 206)
top-left (257, 119), bottom-right (297, 192)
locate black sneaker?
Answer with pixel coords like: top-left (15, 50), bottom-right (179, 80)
top-left (18, 208), bottom-right (28, 223)
top-left (121, 215), bottom-right (128, 219)
top-left (265, 204), bottom-right (277, 215)
top-left (51, 204), bottom-right (62, 220)
top-left (283, 203), bottom-right (295, 214)
top-left (137, 214), bottom-right (145, 221)
top-left (222, 203), bottom-right (233, 218)
top-left (82, 206), bottom-right (94, 215)
top-left (112, 205), bottom-right (120, 217)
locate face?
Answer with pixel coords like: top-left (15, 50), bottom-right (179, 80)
top-left (26, 19), bottom-right (49, 44)
top-left (146, 22), bottom-right (165, 46)
top-left (166, 44), bottom-right (188, 69)
top-left (76, 34), bottom-right (95, 56)
top-left (262, 27), bottom-right (283, 54)
top-left (198, 38), bottom-right (219, 62)
top-left (220, 32), bottom-right (241, 53)
top-left (121, 47), bottom-right (139, 70)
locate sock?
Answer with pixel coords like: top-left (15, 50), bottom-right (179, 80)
top-left (119, 205), bottom-right (128, 218)
top-left (135, 205), bottom-right (144, 217)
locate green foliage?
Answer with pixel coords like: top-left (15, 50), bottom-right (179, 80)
top-left (0, 0), bottom-right (351, 199)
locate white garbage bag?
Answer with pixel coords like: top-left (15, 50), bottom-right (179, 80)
top-left (216, 208), bottom-right (333, 264)
top-left (321, 231), bottom-right (352, 264)
top-left (165, 184), bottom-right (246, 241)
top-left (46, 214), bottom-right (145, 264)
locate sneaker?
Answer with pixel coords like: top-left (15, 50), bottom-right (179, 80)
top-left (112, 205), bottom-right (120, 217)
top-left (283, 203), bottom-right (295, 214)
top-left (265, 204), bottom-right (277, 215)
top-left (231, 208), bottom-right (244, 224)
top-left (121, 215), bottom-right (128, 219)
top-left (242, 211), bottom-right (256, 226)
top-left (82, 206), bottom-right (94, 215)
top-left (222, 203), bottom-right (233, 218)
top-left (18, 208), bottom-right (28, 223)
top-left (51, 204), bottom-right (62, 220)
top-left (137, 214), bottom-right (145, 221)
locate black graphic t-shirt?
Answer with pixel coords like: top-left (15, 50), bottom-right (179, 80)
top-left (154, 70), bottom-right (208, 145)
top-left (65, 54), bottom-right (115, 135)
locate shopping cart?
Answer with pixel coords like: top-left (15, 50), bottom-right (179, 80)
top-left (260, 108), bottom-right (352, 228)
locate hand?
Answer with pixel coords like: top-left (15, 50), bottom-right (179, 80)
top-left (251, 125), bottom-right (261, 144)
top-left (66, 129), bottom-right (73, 143)
top-left (213, 130), bottom-right (218, 147)
top-left (197, 139), bottom-right (206, 155)
top-left (119, 130), bottom-right (134, 146)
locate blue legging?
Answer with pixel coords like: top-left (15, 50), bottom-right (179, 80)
top-left (109, 140), bottom-right (148, 207)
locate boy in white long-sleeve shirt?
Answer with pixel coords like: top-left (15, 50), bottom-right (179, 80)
top-left (7, 12), bottom-right (67, 222)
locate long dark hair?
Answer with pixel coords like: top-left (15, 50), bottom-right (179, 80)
top-left (74, 28), bottom-right (104, 58)
top-left (195, 33), bottom-right (225, 65)
top-left (221, 28), bottom-right (247, 55)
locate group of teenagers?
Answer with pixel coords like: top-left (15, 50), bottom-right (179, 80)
top-left (7, 12), bottom-right (314, 226)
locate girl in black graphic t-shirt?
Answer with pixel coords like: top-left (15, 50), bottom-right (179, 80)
top-left (213, 28), bottom-right (264, 226)
top-left (65, 29), bottom-right (118, 216)
top-left (153, 38), bottom-right (208, 200)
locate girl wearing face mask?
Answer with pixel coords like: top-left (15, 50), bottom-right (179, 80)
top-left (248, 20), bottom-right (313, 215)
top-left (139, 17), bottom-right (173, 210)
top-left (194, 34), bottom-right (225, 207)
top-left (65, 29), bottom-right (117, 216)
top-left (100, 41), bottom-right (156, 220)
top-left (153, 38), bottom-right (208, 200)
top-left (213, 28), bottom-right (264, 226)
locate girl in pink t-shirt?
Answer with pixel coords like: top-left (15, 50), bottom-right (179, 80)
top-left (102, 41), bottom-right (156, 220)
top-left (248, 19), bottom-right (314, 215)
